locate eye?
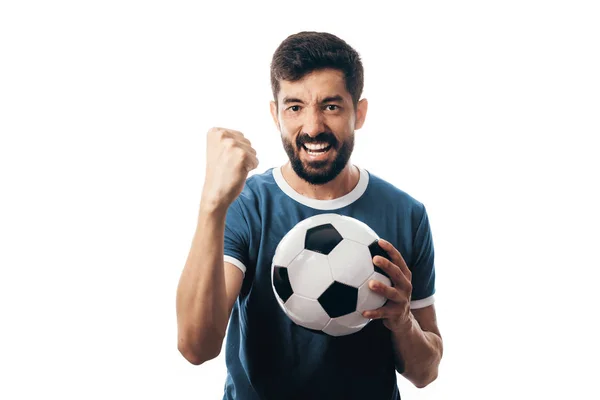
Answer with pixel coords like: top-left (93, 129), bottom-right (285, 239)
top-left (288, 105), bottom-right (301, 112)
top-left (325, 105), bottom-right (339, 111)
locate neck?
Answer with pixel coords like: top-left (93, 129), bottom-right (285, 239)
top-left (281, 162), bottom-right (360, 200)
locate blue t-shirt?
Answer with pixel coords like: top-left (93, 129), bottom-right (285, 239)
top-left (222, 166), bottom-right (436, 400)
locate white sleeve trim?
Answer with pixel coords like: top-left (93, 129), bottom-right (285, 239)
top-left (224, 255), bottom-right (246, 274)
top-left (410, 295), bottom-right (435, 309)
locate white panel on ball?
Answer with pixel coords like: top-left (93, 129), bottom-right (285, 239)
top-left (356, 271), bottom-right (391, 313)
top-left (272, 224), bottom-right (308, 268)
top-left (271, 213), bottom-right (390, 337)
top-left (331, 310), bottom-right (370, 329)
top-left (322, 318), bottom-right (365, 337)
top-left (287, 250), bottom-right (334, 299)
top-left (331, 215), bottom-right (380, 246)
top-left (285, 294), bottom-right (331, 330)
top-left (328, 240), bottom-right (374, 287)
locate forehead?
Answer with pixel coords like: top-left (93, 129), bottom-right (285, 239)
top-left (278, 69), bottom-right (350, 102)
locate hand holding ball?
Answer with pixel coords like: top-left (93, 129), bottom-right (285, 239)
top-left (271, 214), bottom-right (392, 336)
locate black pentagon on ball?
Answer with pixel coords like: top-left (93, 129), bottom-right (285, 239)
top-left (272, 265), bottom-right (293, 302)
top-left (305, 223), bottom-right (343, 255)
top-left (368, 240), bottom-right (393, 282)
top-left (318, 281), bottom-right (358, 318)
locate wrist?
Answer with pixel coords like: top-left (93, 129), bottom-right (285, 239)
top-left (199, 196), bottom-right (229, 219)
top-left (391, 313), bottom-right (415, 335)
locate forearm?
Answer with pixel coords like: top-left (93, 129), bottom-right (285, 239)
top-left (391, 312), bottom-right (443, 388)
top-left (176, 202), bottom-right (229, 363)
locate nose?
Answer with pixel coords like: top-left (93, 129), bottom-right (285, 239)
top-left (303, 107), bottom-right (325, 137)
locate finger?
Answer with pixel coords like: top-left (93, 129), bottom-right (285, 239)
top-left (237, 135), bottom-right (253, 148)
top-left (362, 299), bottom-right (406, 320)
top-left (229, 131), bottom-right (255, 150)
top-left (377, 239), bottom-right (412, 280)
top-left (223, 138), bottom-right (256, 157)
top-left (373, 256), bottom-right (412, 292)
top-left (368, 279), bottom-right (406, 303)
top-left (211, 128), bottom-right (252, 147)
top-left (212, 127), bottom-right (244, 138)
top-left (245, 155), bottom-right (259, 171)
top-left (237, 142), bottom-right (257, 156)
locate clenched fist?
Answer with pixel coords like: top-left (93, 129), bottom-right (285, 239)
top-left (201, 127), bottom-right (259, 212)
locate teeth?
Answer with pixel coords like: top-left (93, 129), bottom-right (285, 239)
top-left (304, 143), bottom-right (330, 150)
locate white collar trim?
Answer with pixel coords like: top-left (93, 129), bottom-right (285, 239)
top-left (272, 165), bottom-right (369, 210)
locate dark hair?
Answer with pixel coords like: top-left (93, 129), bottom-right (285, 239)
top-left (270, 31), bottom-right (364, 109)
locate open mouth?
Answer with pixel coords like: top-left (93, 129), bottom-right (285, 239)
top-left (302, 142), bottom-right (333, 156)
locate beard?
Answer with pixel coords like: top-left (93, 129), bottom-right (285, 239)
top-left (281, 131), bottom-right (354, 185)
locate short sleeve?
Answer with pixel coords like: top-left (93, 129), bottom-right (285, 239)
top-left (409, 204), bottom-right (436, 309)
top-left (223, 198), bottom-right (250, 275)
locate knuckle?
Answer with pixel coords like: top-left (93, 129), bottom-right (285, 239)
top-left (229, 129), bottom-right (244, 139)
top-left (214, 127), bottom-right (235, 140)
top-left (236, 147), bottom-right (248, 157)
top-left (209, 126), bottom-right (223, 136)
top-left (225, 137), bottom-right (239, 148)
top-left (236, 150), bottom-right (252, 165)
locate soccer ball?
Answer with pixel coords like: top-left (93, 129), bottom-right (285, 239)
top-left (271, 213), bottom-right (392, 336)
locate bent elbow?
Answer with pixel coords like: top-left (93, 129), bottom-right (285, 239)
top-left (177, 331), bottom-right (223, 365)
top-left (178, 342), bottom-right (221, 365)
top-left (414, 380), bottom-right (430, 389)
top-left (414, 370), bottom-right (439, 389)
top-left (179, 347), bottom-right (202, 365)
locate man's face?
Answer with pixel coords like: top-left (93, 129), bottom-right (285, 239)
top-left (270, 69), bottom-right (367, 185)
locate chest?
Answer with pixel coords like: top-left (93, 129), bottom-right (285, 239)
top-left (249, 206), bottom-right (413, 285)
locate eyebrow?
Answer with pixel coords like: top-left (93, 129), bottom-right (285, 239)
top-left (282, 95), bottom-right (345, 105)
top-left (321, 95), bottom-right (344, 104)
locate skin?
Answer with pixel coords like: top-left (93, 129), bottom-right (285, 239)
top-left (176, 128), bottom-right (257, 365)
top-left (177, 67), bottom-right (443, 389)
top-left (270, 68), bottom-right (443, 388)
top-left (270, 68), bottom-right (366, 200)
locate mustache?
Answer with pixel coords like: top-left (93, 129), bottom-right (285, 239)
top-left (296, 132), bottom-right (337, 147)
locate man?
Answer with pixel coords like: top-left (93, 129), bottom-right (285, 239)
top-left (176, 31), bottom-right (443, 399)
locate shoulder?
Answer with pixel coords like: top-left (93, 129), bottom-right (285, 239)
top-left (363, 168), bottom-right (427, 219)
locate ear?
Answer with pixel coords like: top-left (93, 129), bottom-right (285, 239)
top-left (354, 98), bottom-right (368, 130)
top-left (270, 101), bottom-right (280, 129)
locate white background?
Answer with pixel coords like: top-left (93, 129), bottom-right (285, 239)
top-left (1, 1), bottom-right (599, 399)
